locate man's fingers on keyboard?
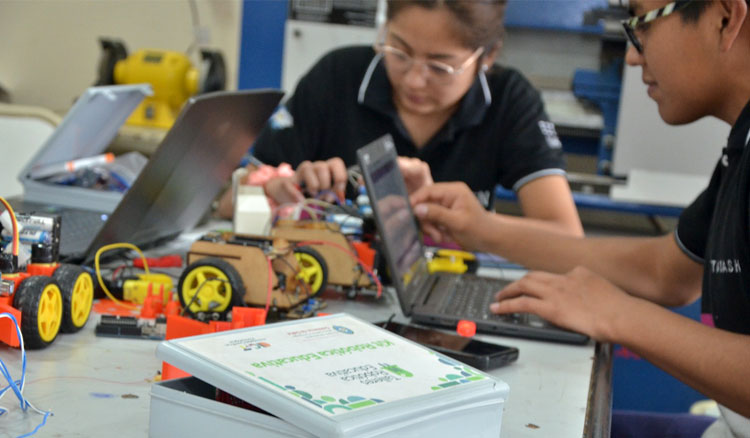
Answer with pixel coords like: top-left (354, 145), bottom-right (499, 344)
top-left (495, 271), bottom-right (559, 301)
top-left (490, 295), bottom-right (530, 314)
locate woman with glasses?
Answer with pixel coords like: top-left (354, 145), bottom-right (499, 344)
top-left (224, 0), bottom-right (583, 237)
top-left (411, 0), bottom-right (750, 436)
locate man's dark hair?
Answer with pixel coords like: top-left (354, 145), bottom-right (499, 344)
top-left (679, 1), bottom-right (712, 22)
top-left (680, 0), bottom-right (750, 23)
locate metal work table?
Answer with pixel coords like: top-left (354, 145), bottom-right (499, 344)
top-left (0, 229), bottom-right (611, 437)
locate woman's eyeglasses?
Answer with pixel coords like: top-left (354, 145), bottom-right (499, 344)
top-left (374, 42), bottom-right (484, 85)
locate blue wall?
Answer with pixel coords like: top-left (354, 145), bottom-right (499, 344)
top-left (505, 0), bottom-right (608, 32)
top-left (238, 0), bottom-right (288, 90)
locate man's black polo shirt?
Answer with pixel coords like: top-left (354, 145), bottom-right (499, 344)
top-left (676, 98), bottom-right (750, 335)
top-left (253, 46), bottom-right (566, 207)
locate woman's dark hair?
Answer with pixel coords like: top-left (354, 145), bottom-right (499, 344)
top-left (386, 0), bottom-right (508, 51)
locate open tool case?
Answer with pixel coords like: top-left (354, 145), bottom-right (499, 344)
top-left (19, 84), bottom-right (151, 212)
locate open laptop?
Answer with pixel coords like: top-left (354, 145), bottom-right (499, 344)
top-left (15, 89), bottom-right (283, 264)
top-left (357, 134), bottom-right (589, 344)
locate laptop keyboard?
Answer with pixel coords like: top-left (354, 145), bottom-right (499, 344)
top-left (444, 276), bottom-right (550, 328)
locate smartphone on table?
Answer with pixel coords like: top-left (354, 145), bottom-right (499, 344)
top-left (378, 320), bottom-right (519, 370)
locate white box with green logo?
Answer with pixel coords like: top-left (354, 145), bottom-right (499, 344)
top-left (150, 313), bottom-right (509, 437)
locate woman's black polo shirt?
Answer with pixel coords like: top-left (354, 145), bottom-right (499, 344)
top-left (675, 99), bottom-right (750, 334)
top-left (252, 46), bottom-right (566, 208)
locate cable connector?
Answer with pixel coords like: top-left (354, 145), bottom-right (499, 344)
top-left (0, 278), bottom-right (14, 297)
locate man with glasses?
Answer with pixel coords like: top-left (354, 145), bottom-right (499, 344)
top-left (219, 0), bottom-right (583, 239)
top-left (411, 0), bottom-right (750, 436)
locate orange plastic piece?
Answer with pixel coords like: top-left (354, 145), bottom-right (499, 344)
top-left (26, 263), bottom-right (58, 277)
top-left (164, 314), bottom-right (209, 340)
top-left (351, 241), bottom-right (376, 270)
top-left (231, 306), bottom-right (267, 327)
top-left (139, 285), bottom-right (166, 318)
top-left (93, 299), bottom-right (140, 317)
top-left (456, 320), bottom-right (477, 337)
top-left (140, 296), bottom-right (157, 318)
top-left (209, 321), bottom-right (232, 332)
top-left (0, 272), bottom-right (32, 347)
top-left (0, 300), bottom-right (22, 347)
top-left (161, 361), bottom-right (191, 381)
top-left (164, 299), bottom-right (181, 316)
top-left (160, 308), bottom-right (268, 381)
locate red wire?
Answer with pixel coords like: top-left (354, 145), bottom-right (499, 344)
top-left (265, 255), bottom-right (273, 314)
top-left (294, 240), bottom-right (382, 298)
top-left (111, 264), bottom-right (128, 282)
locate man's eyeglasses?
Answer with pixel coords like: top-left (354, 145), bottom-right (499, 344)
top-left (621, 0), bottom-right (694, 53)
top-left (374, 42), bottom-right (484, 85)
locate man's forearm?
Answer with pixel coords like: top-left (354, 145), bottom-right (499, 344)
top-left (479, 214), bottom-right (699, 304)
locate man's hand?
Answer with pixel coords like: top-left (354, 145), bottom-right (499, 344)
top-left (410, 182), bottom-right (492, 251)
top-left (490, 266), bottom-right (634, 342)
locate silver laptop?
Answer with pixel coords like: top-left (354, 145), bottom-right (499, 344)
top-left (357, 134), bottom-right (588, 344)
top-left (16, 89), bottom-right (283, 264)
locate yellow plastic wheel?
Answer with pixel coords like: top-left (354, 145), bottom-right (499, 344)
top-left (177, 257), bottom-right (246, 318)
top-left (54, 264), bottom-right (94, 333)
top-left (13, 276), bottom-right (63, 349)
top-left (294, 246), bottom-right (328, 296)
top-left (37, 283), bottom-right (63, 343)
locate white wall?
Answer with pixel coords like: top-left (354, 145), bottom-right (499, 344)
top-left (613, 64), bottom-right (729, 178)
top-left (500, 28), bottom-right (602, 90)
top-left (609, 64), bottom-right (729, 206)
top-left (282, 20), bottom-right (378, 94)
top-left (0, 0), bottom-right (242, 112)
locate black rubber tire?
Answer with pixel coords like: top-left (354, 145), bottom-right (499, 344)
top-left (177, 257), bottom-right (246, 318)
top-left (13, 276), bottom-right (63, 349)
top-left (293, 246), bottom-right (328, 296)
top-left (53, 264), bottom-right (94, 333)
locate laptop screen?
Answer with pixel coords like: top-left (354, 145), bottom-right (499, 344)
top-left (82, 89), bottom-right (283, 263)
top-left (357, 134), bottom-right (429, 315)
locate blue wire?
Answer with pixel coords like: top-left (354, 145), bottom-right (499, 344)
top-left (0, 313), bottom-right (52, 437)
top-left (0, 380), bottom-right (21, 398)
top-left (315, 189), bottom-right (343, 205)
top-left (108, 171), bottom-right (131, 192)
top-left (17, 410), bottom-right (51, 438)
top-left (0, 314), bottom-right (25, 406)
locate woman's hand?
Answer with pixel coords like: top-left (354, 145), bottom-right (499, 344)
top-left (263, 176), bottom-right (305, 205)
top-left (398, 156), bottom-right (433, 194)
top-left (294, 158), bottom-right (348, 200)
top-left (264, 158), bottom-right (348, 204)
